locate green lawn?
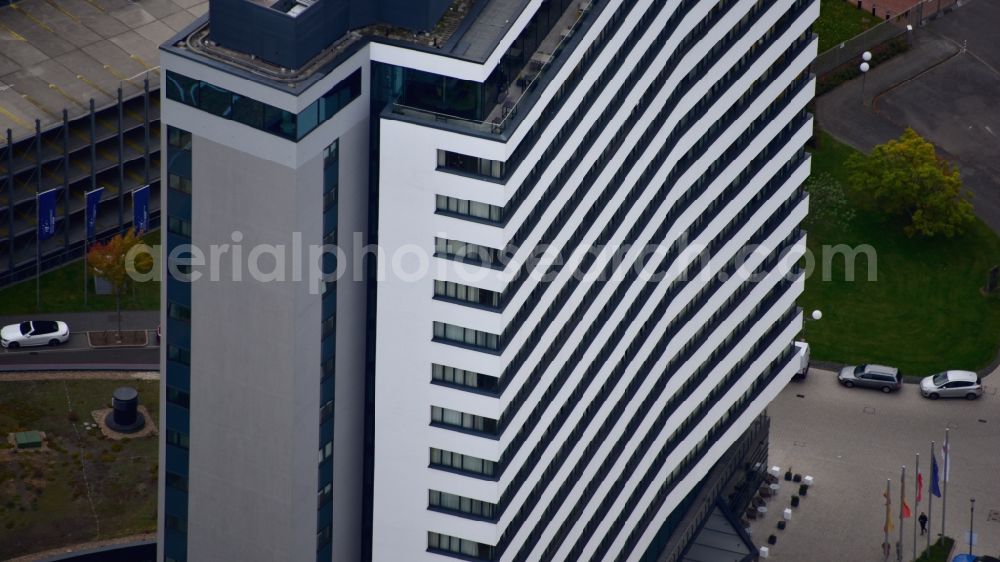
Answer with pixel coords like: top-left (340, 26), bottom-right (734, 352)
top-left (0, 380), bottom-right (159, 559)
top-left (915, 536), bottom-right (955, 562)
top-left (816, 0), bottom-right (878, 52)
top-left (0, 231), bottom-right (161, 315)
top-left (799, 133), bottom-right (1000, 376)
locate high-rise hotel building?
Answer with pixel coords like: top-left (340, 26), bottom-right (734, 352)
top-left (158, 0), bottom-right (818, 560)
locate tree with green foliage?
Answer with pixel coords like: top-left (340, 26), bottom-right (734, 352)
top-left (846, 128), bottom-right (973, 237)
top-left (86, 229), bottom-right (153, 340)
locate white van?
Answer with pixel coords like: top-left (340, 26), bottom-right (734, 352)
top-left (793, 341), bottom-right (810, 379)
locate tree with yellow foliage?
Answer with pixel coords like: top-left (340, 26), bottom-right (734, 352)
top-left (86, 229), bottom-right (153, 340)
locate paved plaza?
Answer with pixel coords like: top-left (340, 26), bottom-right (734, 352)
top-left (751, 369), bottom-right (1000, 561)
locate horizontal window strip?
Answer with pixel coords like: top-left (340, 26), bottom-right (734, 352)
top-left (428, 531), bottom-right (495, 561)
top-left (434, 280), bottom-right (501, 309)
top-left (432, 363), bottom-right (500, 394)
top-left (167, 302), bottom-right (190, 322)
top-left (166, 386), bottom-right (190, 408)
top-left (437, 150), bottom-right (505, 180)
top-left (431, 406), bottom-right (498, 436)
top-left (433, 322), bottom-right (501, 352)
top-left (166, 429), bottom-right (189, 450)
top-left (434, 237), bottom-right (505, 268)
top-left (429, 489), bottom-right (497, 520)
top-left (436, 195), bottom-right (503, 224)
top-left (430, 447), bottom-right (498, 478)
top-left (165, 69), bottom-right (361, 141)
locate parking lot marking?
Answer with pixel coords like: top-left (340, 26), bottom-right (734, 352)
top-left (43, 0), bottom-right (79, 21)
top-left (76, 74), bottom-right (113, 99)
top-left (102, 64), bottom-right (140, 88)
top-left (0, 19), bottom-right (27, 41)
top-left (83, 0), bottom-right (106, 13)
top-left (48, 83), bottom-right (88, 110)
top-left (0, 103), bottom-right (33, 131)
top-left (20, 93), bottom-right (60, 121)
top-left (10, 3), bottom-right (56, 33)
top-left (130, 53), bottom-right (154, 70)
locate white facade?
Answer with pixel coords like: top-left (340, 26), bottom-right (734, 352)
top-left (373, 0), bottom-right (818, 560)
top-left (159, 0), bottom-right (818, 560)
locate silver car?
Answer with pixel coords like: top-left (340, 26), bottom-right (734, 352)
top-left (919, 370), bottom-right (983, 400)
top-left (838, 364), bottom-right (902, 393)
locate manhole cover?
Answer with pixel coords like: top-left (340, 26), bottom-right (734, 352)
top-left (987, 510), bottom-right (1000, 522)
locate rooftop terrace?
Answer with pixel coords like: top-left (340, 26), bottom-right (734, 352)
top-left (0, 0), bottom-right (208, 141)
top-left (166, 0), bottom-right (539, 91)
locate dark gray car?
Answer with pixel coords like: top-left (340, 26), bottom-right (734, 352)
top-left (837, 364), bottom-right (902, 393)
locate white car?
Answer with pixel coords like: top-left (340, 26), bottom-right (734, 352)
top-left (919, 370), bottom-right (983, 400)
top-left (0, 320), bottom-right (70, 348)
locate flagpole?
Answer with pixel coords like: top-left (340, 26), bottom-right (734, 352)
top-left (928, 441), bottom-right (935, 552)
top-left (899, 465), bottom-right (906, 562)
top-left (942, 429), bottom-right (949, 540)
top-left (84, 199), bottom-right (88, 308)
top-left (36, 195), bottom-right (40, 311)
top-left (885, 478), bottom-right (892, 560)
top-left (914, 453), bottom-right (920, 562)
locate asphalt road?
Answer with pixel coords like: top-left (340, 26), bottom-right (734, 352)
top-left (0, 311), bottom-right (159, 369)
top-left (818, 0), bottom-right (1000, 234)
top-left (751, 368), bottom-right (1000, 561)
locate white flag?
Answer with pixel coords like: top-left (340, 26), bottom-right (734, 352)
top-left (940, 440), bottom-right (950, 482)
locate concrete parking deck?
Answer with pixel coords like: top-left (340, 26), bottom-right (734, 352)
top-left (0, 0), bottom-right (207, 140)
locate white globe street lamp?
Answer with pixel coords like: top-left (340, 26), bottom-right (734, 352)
top-left (860, 52), bottom-right (872, 104)
top-left (811, 309), bottom-right (823, 321)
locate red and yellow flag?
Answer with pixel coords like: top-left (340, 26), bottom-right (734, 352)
top-left (883, 491), bottom-right (894, 532)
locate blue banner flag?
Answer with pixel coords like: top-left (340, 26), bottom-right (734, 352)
top-left (132, 184), bottom-right (149, 233)
top-left (930, 455), bottom-right (942, 498)
top-left (85, 187), bottom-right (103, 238)
top-left (37, 189), bottom-right (59, 241)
